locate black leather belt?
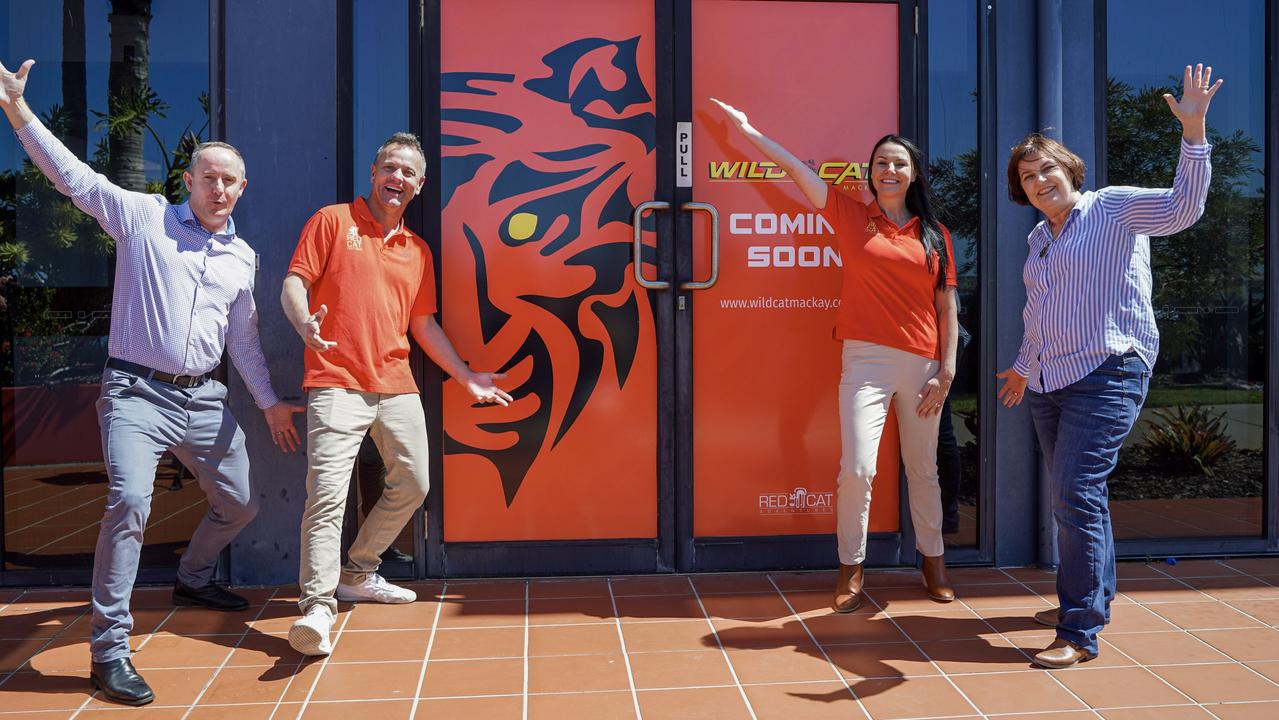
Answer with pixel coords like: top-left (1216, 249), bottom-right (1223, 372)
top-left (106, 358), bottom-right (211, 388)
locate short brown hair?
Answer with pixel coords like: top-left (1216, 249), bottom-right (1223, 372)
top-left (375, 132), bottom-right (426, 173)
top-left (1006, 133), bottom-right (1085, 206)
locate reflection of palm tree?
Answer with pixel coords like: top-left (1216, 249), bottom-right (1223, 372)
top-left (61, 0), bottom-right (88, 158)
top-left (2, 1), bottom-right (202, 281)
top-left (2, 1), bottom-right (206, 385)
top-left (106, 0), bottom-right (152, 192)
top-left (930, 148), bottom-right (979, 276)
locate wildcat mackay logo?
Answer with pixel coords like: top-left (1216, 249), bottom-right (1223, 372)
top-left (441, 35), bottom-right (657, 507)
top-left (759, 487), bottom-right (835, 516)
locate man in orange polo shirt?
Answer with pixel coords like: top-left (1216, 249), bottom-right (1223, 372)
top-left (280, 132), bottom-right (510, 655)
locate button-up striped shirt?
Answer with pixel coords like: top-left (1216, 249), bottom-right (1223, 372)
top-left (16, 120), bottom-right (279, 409)
top-left (1013, 139), bottom-right (1212, 393)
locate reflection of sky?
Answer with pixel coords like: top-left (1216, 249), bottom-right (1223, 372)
top-left (927, 0), bottom-right (978, 278)
top-left (928, 0), bottom-right (978, 164)
top-left (1, 0), bottom-right (209, 176)
top-left (353, 0), bottom-right (408, 195)
top-left (1108, 0), bottom-right (1265, 194)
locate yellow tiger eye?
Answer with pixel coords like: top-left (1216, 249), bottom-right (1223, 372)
top-left (508, 212), bottom-right (538, 241)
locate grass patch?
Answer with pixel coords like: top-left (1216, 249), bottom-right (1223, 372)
top-left (950, 394), bottom-right (977, 416)
top-left (1144, 386), bottom-right (1262, 408)
top-left (947, 387), bottom-right (1260, 414)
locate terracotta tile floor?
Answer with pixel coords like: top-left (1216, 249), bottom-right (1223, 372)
top-left (2, 558), bottom-right (1279, 718)
top-left (1, 464), bottom-right (415, 572)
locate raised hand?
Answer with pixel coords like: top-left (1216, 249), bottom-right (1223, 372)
top-left (464, 371), bottom-right (512, 407)
top-left (0, 59), bottom-right (34, 107)
top-left (707, 96), bottom-right (828, 209)
top-left (301, 304), bottom-right (337, 352)
top-left (1163, 63), bottom-right (1222, 144)
top-left (710, 97), bottom-right (752, 134)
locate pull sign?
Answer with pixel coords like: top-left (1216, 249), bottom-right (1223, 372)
top-left (676, 122), bottom-right (692, 187)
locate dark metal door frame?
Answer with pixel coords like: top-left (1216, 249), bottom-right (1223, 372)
top-left (404, 0), bottom-right (1000, 579)
top-left (671, 0), bottom-right (926, 572)
top-left (410, 0), bottom-right (678, 577)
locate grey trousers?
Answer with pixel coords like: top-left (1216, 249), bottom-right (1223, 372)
top-left (91, 368), bottom-right (258, 662)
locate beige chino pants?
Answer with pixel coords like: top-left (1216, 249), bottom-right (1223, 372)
top-left (298, 388), bottom-right (430, 616)
top-left (837, 340), bottom-right (946, 565)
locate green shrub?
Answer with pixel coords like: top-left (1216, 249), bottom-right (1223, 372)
top-left (1136, 405), bottom-right (1236, 476)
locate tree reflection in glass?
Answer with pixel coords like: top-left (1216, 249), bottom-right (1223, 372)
top-left (1, 0), bottom-right (211, 571)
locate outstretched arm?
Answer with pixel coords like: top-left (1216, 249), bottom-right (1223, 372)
top-left (281, 273), bottom-right (337, 352)
top-left (1099, 63), bottom-right (1220, 237)
top-left (1, 58), bottom-right (154, 237)
top-left (409, 315), bottom-right (512, 406)
top-left (226, 287), bottom-right (305, 452)
top-left (709, 98), bottom-right (829, 210)
top-left (0, 58), bottom-right (36, 129)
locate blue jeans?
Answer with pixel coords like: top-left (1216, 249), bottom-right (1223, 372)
top-left (1026, 352), bottom-right (1149, 655)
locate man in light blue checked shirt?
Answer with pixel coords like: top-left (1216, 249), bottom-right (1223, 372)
top-left (997, 63), bottom-right (1220, 670)
top-left (1, 58), bottom-right (303, 705)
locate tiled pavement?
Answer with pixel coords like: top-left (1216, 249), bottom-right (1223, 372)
top-left (2, 558), bottom-right (1279, 718)
top-left (1111, 498), bottom-right (1263, 539)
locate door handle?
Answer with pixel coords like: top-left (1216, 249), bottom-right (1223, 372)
top-left (681, 201), bottom-right (719, 291)
top-left (632, 200), bottom-right (671, 290)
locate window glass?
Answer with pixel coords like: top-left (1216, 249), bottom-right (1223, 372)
top-left (1106, 0), bottom-right (1266, 540)
top-left (348, 0), bottom-right (414, 569)
top-left (1, 0), bottom-right (212, 572)
top-left (929, 0), bottom-right (981, 548)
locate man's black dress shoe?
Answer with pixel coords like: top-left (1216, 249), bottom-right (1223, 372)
top-left (172, 579), bottom-right (249, 611)
top-left (380, 546), bottom-right (414, 564)
top-left (90, 657), bottom-right (154, 706)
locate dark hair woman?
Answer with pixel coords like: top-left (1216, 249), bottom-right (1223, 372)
top-left (996, 63), bottom-right (1221, 669)
top-left (713, 99), bottom-right (959, 612)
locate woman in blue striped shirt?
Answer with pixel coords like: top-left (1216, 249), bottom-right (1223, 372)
top-left (996, 63), bottom-right (1221, 669)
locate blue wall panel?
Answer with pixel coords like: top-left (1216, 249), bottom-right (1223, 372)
top-left (991, 0), bottom-right (1044, 567)
top-left (224, 0), bottom-right (339, 585)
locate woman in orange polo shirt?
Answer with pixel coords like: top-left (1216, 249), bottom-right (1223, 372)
top-left (713, 99), bottom-right (959, 612)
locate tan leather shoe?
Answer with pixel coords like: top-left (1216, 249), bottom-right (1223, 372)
top-left (1033, 607), bottom-right (1060, 627)
top-left (921, 554), bottom-right (955, 602)
top-left (1033, 639), bottom-right (1096, 669)
top-left (832, 563), bottom-right (864, 613)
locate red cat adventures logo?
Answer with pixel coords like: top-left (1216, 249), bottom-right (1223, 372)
top-left (759, 487), bottom-right (835, 515)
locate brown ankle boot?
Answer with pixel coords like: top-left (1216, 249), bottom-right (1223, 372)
top-left (921, 554), bottom-right (955, 602)
top-left (832, 563), bottom-right (864, 613)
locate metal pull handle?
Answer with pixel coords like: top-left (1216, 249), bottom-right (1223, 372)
top-left (681, 201), bottom-right (719, 291)
top-left (632, 200), bottom-right (671, 290)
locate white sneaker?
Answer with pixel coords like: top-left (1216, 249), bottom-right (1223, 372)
top-left (336, 572), bottom-right (416, 604)
top-left (288, 606), bottom-right (333, 656)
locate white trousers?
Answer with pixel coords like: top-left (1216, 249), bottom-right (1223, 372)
top-left (837, 340), bottom-right (946, 564)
